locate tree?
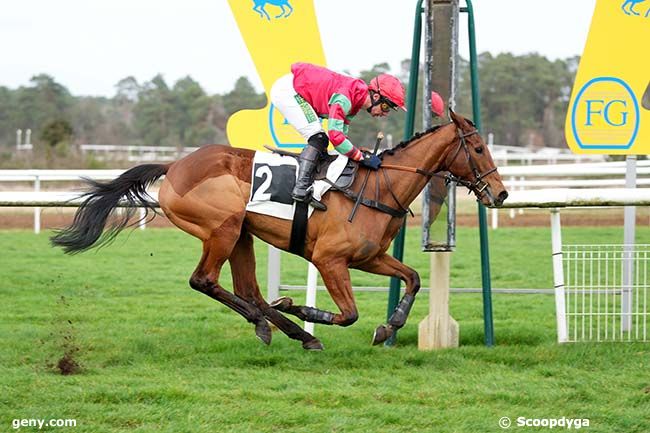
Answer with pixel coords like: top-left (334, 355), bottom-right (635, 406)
top-left (0, 87), bottom-right (14, 147)
top-left (40, 119), bottom-right (73, 147)
top-left (457, 53), bottom-right (576, 147)
top-left (222, 76), bottom-right (266, 116)
top-left (133, 74), bottom-right (177, 146)
top-left (172, 76), bottom-right (215, 146)
top-left (114, 76), bottom-right (140, 103)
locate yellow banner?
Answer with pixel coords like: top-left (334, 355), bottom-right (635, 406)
top-left (226, 0), bottom-right (327, 151)
top-left (565, 0), bottom-right (650, 154)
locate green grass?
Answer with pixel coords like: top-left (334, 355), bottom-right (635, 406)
top-left (1, 226), bottom-right (649, 432)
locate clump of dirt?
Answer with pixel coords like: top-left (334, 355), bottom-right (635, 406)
top-left (56, 350), bottom-right (81, 375)
top-left (47, 296), bottom-right (83, 375)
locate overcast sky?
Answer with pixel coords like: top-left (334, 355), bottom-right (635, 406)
top-left (0, 0), bottom-right (596, 97)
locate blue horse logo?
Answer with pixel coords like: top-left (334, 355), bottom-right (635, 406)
top-left (621, 0), bottom-right (650, 17)
top-left (253, 0), bottom-right (293, 20)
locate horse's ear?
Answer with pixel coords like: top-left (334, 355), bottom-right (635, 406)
top-left (449, 108), bottom-right (462, 127)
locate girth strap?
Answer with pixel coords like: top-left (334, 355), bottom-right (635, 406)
top-left (342, 190), bottom-right (408, 218)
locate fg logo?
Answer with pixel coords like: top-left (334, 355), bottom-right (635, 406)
top-left (571, 77), bottom-right (640, 150)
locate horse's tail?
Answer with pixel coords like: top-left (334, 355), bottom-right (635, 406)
top-left (51, 164), bottom-right (169, 254)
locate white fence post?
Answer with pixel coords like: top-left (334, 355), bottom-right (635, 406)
top-left (509, 176), bottom-right (516, 219)
top-left (139, 208), bottom-right (147, 230)
top-left (267, 245), bottom-right (281, 301)
top-left (622, 155), bottom-right (637, 331)
top-left (34, 176), bottom-right (41, 234)
top-left (551, 209), bottom-right (568, 343)
top-left (305, 262), bottom-right (318, 335)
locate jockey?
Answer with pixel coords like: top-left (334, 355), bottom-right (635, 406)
top-left (270, 62), bottom-right (406, 211)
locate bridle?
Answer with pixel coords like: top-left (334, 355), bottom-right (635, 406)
top-left (343, 125), bottom-right (498, 220)
top-left (441, 128), bottom-right (497, 196)
top-left (380, 126), bottom-right (497, 198)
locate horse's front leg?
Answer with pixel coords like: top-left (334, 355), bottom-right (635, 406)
top-left (271, 258), bottom-right (359, 327)
top-left (283, 3), bottom-right (294, 18)
top-left (354, 253), bottom-right (421, 345)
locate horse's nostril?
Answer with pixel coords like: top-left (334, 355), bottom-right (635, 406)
top-left (498, 191), bottom-right (509, 202)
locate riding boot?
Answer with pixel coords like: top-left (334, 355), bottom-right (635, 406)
top-left (293, 132), bottom-right (328, 211)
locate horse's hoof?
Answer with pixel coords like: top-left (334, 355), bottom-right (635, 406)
top-left (255, 320), bottom-right (272, 345)
top-left (302, 338), bottom-right (324, 351)
top-left (372, 324), bottom-right (393, 346)
top-left (270, 296), bottom-right (293, 312)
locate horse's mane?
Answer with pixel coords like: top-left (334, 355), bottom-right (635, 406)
top-left (379, 124), bottom-right (444, 160)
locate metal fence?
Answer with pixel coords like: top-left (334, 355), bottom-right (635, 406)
top-left (560, 244), bottom-right (649, 342)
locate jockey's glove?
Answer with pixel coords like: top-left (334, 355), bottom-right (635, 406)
top-left (360, 152), bottom-right (382, 170)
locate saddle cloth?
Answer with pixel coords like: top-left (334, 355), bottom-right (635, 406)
top-left (246, 150), bottom-right (352, 220)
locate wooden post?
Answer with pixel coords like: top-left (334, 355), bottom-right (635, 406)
top-left (418, 252), bottom-right (459, 349)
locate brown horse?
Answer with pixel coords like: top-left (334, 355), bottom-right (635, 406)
top-left (51, 110), bottom-right (507, 350)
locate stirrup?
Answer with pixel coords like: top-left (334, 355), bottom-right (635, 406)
top-left (309, 197), bottom-right (327, 211)
top-left (292, 192), bottom-right (327, 211)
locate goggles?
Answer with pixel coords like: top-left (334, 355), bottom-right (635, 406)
top-left (379, 98), bottom-right (398, 112)
top-left (368, 92), bottom-right (398, 114)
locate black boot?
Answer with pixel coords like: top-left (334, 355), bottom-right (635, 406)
top-left (293, 133), bottom-right (328, 211)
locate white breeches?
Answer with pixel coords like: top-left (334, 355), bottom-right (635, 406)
top-left (270, 73), bottom-right (324, 140)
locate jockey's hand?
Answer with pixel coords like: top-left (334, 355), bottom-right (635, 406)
top-left (360, 152), bottom-right (381, 170)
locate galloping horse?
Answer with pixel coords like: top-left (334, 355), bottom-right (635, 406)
top-left (51, 110), bottom-right (507, 350)
top-left (252, 0), bottom-right (293, 20)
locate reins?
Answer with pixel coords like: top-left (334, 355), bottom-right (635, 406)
top-left (378, 127), bottom-right (496, 196)
top-left (341, 125), bottom-right (497, 221)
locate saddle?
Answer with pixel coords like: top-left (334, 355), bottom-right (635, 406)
top-left (264, 145), bottom-right (357, 190)
top-left (263, 145), bottom-right (410, 219)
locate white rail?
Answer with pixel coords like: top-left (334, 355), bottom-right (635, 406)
top-left (495, 188), bottom-right (650, 208)
top-left (79, 144), bottom-right (199, 162)
top-left (499, 160), bottom-right (650, 177)
top-left (0, 191), bottom-right (158, 207)
top-left (0, 169), bottom-right (124, 181)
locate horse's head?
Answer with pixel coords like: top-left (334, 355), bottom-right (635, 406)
top-left (444, 110), bottom-right (508, 207)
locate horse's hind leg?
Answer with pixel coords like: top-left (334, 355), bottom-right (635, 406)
top-left (229, 231), bottom-right (324, 350)
top-left (271, 258), bottom-right (359, 327)
top-left (354, 253), bottom-right (421, 345)
top-left (190, 226), bottom-right (272, 345)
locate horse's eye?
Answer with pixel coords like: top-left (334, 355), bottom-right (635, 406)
top-left (475, 147), bottom-right (483, 154)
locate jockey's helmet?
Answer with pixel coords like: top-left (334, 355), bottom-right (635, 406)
top-left (368, 74), bottom-right (407, 111)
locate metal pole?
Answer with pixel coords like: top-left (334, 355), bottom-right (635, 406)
top-left (464, 0), bottom-right (494, 346)
top-left (386, 0), bottom-right (424, 346)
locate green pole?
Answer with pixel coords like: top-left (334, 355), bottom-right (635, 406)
top-left (386, 0), bottom-right (424, 346)
top-left (464, 0), bottom-right (495, 347)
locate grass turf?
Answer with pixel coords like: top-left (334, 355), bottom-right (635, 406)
top-left (0, 226), bottom-right (649, 432)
